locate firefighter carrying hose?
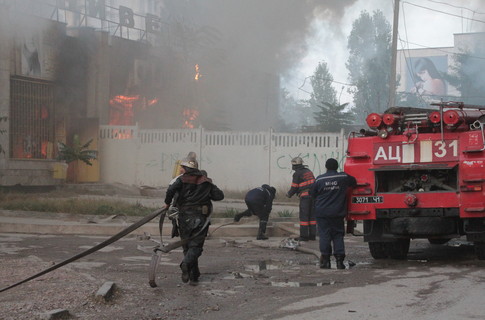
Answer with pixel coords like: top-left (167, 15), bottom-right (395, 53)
top-left (233, 184), bottom-right (277, 240)
top-left (286, 157), bottom-right (316, 241)
top-left (163, 159), bottom-right (224, 285)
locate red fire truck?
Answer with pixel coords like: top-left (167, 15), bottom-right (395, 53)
top-left (345, 101), bottom-right (485, 260)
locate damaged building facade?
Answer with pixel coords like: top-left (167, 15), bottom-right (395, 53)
top-left (0, 0), bottom-right (282, 187)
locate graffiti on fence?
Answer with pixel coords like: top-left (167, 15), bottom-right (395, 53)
top-left (143, 152), bottom-right (182, 173)
top-left (275, 152), bottom-right (346, 176)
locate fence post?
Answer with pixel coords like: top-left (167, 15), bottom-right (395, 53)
top-left (134, 122), bottom-right (140, 185)
top-left (268, 127), bottom-right (273, 185)
top-left (199, 126), bottom-right (204, 169)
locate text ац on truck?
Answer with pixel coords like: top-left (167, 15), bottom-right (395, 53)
top-left (345, 101), bottom-right (485, 260)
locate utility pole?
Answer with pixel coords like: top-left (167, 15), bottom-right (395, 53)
top-left (389, 0), bottom-right (400, 109)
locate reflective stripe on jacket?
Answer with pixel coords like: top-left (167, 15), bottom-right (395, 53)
top-left (287, 165), bottom-right (315, 198)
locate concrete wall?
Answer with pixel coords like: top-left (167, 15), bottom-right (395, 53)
top-left (99, 125), bottom-right (347, 193)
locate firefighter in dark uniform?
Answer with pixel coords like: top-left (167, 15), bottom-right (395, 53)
top-left (163, 159), bottom-right (224, 285)
top-left (286, 157), bottom-right (316, 241)
top-left (233, 184), bottom-right (276, 240)
top-left (310, 158), bottom-right (356, 270)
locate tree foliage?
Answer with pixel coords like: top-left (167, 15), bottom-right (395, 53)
top-left (314, 102), bottom-right (354, 133)
top-left (346, 10), bottom-right (392, 121)
top-left (306, 62), bottom-right (338, 124)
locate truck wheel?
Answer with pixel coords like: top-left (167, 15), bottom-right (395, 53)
top-left (368, 242), bottom-right (389, 259)
top-left (474, 242), bottom-right (485, 260)
top-left (388, 239), bottom-right (410, 260)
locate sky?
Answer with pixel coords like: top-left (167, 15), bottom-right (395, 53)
top-left (284, 0), bottom-right (485, 103)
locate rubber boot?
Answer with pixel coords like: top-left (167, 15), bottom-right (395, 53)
top-left (189, 261), bottom-right (200, 286)
top-left (309, 225), bottom-right (317, 241)
top-left (234, 210), bottom-right (252, 222)
top-left (296, 225), bottom-right (310, 241)
top-left (319, 255), bottom-right (331, 269)
top-left (335, 255), bottom-right (346, 270)
top-left (180, 262), bottom-right (190, 283)
top-left (257, 220), bottom-right (268, 240)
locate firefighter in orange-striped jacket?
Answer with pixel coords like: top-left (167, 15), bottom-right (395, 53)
top-left (286, 157), bottom-right (316, 241)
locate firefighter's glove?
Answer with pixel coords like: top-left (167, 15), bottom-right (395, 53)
top-left (168, 207), bottom-right (179, 221)
top-left (286, 193), bottom-right (291, 198)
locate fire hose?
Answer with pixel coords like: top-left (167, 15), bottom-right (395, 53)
top-left (148, 211), bottom-right (223, 287)
top-left (0, 208), bottom-right (167, 293)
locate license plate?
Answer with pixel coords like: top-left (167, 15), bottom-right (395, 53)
top-left (351, 196), bottom-right (383, 204)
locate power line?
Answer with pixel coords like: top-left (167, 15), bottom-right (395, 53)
top-left (398, 39), bottom-right (485, 60)
top-left (402, 1), bottom-right (485, 25)
top-left (424, 0), bottom-right (485, 15)
top-left (298, 75), bottom-right (355, 90)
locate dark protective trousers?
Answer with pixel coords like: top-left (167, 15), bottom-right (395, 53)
top-left (316, 216), bottom-right (345, 256)
top-left (299, 196), bottom-right (316, 239)
top-left (245, 199), bottom-right (270, 221)
top-left (178, 211), bottom-right (208, 274)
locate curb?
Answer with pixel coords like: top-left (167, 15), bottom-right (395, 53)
top-left (0, 215), bottom-right (300, 238)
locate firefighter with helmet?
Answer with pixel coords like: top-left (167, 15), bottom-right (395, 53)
top-left (163, 158), bottom-right (224, 285)
top-left (286, 156), bottom-right (316, 241)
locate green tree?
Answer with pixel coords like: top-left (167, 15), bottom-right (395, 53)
top-left (306, 62), bottom-right (338, 126)
top-left (346, 10), bottom-right (392, 121)
top-left (313, 102), bottom-right (354, 132)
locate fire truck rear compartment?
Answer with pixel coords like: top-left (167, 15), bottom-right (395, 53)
top-left (375, 167), bottom-right (458, 193)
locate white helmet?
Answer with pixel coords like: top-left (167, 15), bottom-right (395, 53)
top-left (180, 159), bottom-right (198, 169)
top-left (291, 157), bottom-right (303, 165)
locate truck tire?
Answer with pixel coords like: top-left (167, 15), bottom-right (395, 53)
top-left (368, 242), bottom-right (389, 259)
top-left (474, 242), bottom-right (485, 260)
top-left (388, 239), bottom-right (410, 260)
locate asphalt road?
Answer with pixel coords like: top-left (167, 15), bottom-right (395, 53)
top-left (1, 232), bottom-right (485, 320)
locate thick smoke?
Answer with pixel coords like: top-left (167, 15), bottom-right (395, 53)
top-left (158, 0), bottom-right (358, 131)
top-left (162, 0), bottom-right (357, 75)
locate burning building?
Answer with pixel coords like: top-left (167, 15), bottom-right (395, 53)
top-left (0, 0), bottom-right (290, 186)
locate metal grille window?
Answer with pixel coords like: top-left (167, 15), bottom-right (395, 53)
top-left (10, 77), bottom-right (56, 159)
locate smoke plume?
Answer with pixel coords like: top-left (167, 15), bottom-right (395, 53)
top-left (158, 0), bottom-right (358, 130)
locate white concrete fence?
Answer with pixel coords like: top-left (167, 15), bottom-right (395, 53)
top-left (98, 125), bottom-right (347, 194)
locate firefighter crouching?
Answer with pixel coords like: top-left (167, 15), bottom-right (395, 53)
top-left (286, 157), bottom-right (316, 241)
top-left (233, 184), bottom-right (277, 240)
top-left (163, 159), bottom-right (224, 285)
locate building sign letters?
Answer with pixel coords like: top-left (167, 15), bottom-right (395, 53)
top-left (55, 0), bottom-right (162, 34)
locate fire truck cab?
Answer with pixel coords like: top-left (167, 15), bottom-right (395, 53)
top-left (345, 102), bottom-right (485, 260)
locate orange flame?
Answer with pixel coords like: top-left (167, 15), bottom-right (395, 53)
top-left (182, 109), bottom-right (199, 128)
top-left (147, 98), bottom-right (158, 106)
top-left (109, 95), bottom-right (158, 126)
top-left (194, 64), bottom-right (201, 81)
